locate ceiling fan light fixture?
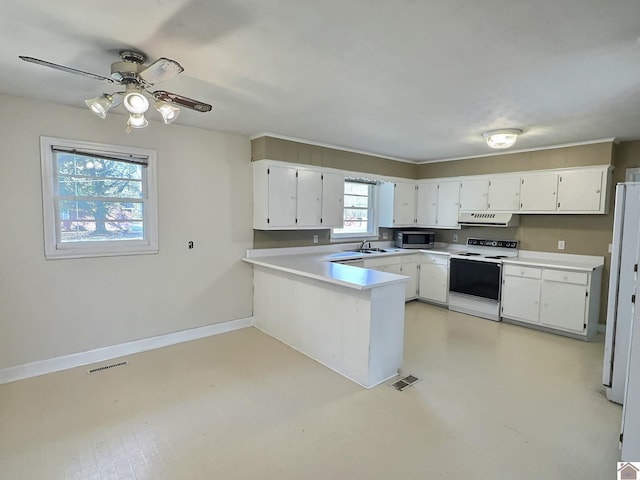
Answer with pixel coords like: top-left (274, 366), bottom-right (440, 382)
top-left (482, 129), bottom-right (523, 149)
top-left (127, 113), bottom-right (148, 129)
top-left (155, 100), bottom-right (180, 124)
top-left (84, 94), bottom-right (113, 119)
top-left (123, 90), bottom-right (149, 114)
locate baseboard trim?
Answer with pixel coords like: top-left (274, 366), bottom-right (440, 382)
top-left (0, 316), bottom-right (255, 385)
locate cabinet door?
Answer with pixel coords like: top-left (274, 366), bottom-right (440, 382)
top-left (401, 262), bottom-right (419, 300)
top-left (416, 182), bottom-right (438, 226)
top-left (501, 275), bottom-right (541, 323)
top-left (557, 169), bottom-right (603, 212)
top-left (321, 172), bottom-right (344, 227)
top-left (488, 176), bottom-right (521, 211)
top-left (268, 166), bottom-right (298, 227)
top-left (296, 169), bottom-right (322, 226)
top-left (520, 173), bottom-right (558, 211)
top-left (540, 278), bottom-right (588, 333)
top-left (437, 181), bottom-right (461, 227)
top-left (460, 178), bottom-right (489, 211)
top-left (419, 261), bottom-right (448, 304)
top-left (394, 181), bottom-right (417, 226)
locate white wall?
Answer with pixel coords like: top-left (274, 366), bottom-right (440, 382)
top-left (0, 94), bottom-right (254, 369)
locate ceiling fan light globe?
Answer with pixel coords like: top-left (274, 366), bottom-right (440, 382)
top-left (127, 113), bottom-right (148, 129)
top-left (155, 101), bottom-right (180, 124)
top-left (84, 94), bottom-right (113, 119)
top-left (123, 91), bottom-right (149, 114)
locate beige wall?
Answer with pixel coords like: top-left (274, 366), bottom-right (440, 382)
top-left (416, 142), bottom-right (614, 178)
top-left (252, 136), bottom-right (418, 178)
top-left (0, 94), bottom-right (254, 370)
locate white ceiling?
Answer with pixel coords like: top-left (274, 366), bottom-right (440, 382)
top-left (2, 0), bottom-right (640, 162)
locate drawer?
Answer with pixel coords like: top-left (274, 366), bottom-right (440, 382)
top-left (363, 257), bottom-right (401, 268)
top-left (503, 264), bottom-right (542, 279)
top-left (420, 253), bottom-right (449, 266)
top-left (542, 269), bottom-right (588, 285)
top-left (401, 253), bottom-right (420, 264)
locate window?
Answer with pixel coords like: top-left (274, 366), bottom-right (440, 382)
top-left (40, 136), bottom-right (158, 259)
top-left (331, 179), bottom-right (377, 238)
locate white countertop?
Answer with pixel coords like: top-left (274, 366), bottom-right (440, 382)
top-left (243, 243), bottom-right (605, 290)
top-left (243, 248), bottom-right (412, 291)
top-left (503, 250), bottom-right (604, 271)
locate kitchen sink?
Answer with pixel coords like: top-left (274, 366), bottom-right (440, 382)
top-left (342, 248), bottom-right (399, 254)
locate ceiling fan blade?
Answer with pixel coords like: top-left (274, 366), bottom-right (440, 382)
top-left (19, 56), bottom-right (119, 84)
top-left (152, 90), bottom-right (212, 112)
top-left (139, 58), bottom-right (184, 85)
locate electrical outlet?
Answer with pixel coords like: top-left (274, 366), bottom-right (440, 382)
top-left (382, 232), bottom-right (388, 240)
top-left (558, 240), bottom-right (565, 250)
top-left (313, 234), bottom-right (318, 244)
top-left (608, 243), bottom-right (613, 253)
top-left (188, 241), bottom-right (194, 249)
top-left (452, 234), bottom-right (458, 243)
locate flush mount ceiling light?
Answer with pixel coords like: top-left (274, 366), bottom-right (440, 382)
top-left (19, 50), bottom-right (212, 134)
top-left (482, 129), bottom-right (523, 149)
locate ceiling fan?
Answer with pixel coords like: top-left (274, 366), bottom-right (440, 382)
top-left (19, 50), bottom-right (212, 132)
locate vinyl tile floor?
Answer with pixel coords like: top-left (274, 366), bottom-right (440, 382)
top-left (0, 302), bottom-right (623, 479)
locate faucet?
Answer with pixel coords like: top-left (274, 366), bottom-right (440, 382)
top-left (358, 240), bottom-right (371, 251)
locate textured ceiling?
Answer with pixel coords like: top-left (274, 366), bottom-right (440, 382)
top-left (1, 0), bottom-right (640, 162)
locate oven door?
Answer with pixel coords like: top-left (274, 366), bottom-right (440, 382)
top-left (449, 258), bottom-right (502, 301)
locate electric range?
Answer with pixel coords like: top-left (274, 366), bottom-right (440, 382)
top-left (448, 238), bottom-right (519, 321)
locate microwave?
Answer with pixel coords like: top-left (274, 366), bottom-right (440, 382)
top-left (395, 231), bottom-right (435, 249)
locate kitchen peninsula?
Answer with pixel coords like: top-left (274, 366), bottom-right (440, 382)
top-left (243, 247), bottom-right (410, 388)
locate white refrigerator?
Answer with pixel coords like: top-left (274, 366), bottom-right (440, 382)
top-left (622, 286), bottom-right (640, 460)
top-left (603, 182), bottom-right (640, 404)
top-left (603, 182), bottom-right (640, 460)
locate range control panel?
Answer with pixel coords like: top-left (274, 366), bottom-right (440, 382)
top-left (467, 238), bottom-right (519, 249)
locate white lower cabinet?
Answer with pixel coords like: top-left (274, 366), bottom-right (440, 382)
top-left (501, 265), bottom-right (542, 324)
top-left (539, 270), bottom-right (589, 333)
top-left (363, 254), bottom-right (419, 301)
top-left (501, 263), bottom-right (601, 339)
top-left (418, 252), bottom-right (449, 305)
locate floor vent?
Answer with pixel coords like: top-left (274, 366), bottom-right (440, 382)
top-left (391, 374), bottom-right (420, 391)
top-left (87, 361), bottom-right (128, 374)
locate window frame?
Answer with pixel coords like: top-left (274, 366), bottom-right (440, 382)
top-left (40, 136), bottom-right (158, 259)
top-left (331, 179), bottom-right (378, 240)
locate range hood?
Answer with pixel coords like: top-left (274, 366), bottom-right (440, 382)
top-left (458, 212), bottom-right (519, 227)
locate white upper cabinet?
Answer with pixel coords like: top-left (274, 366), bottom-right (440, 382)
top-left (487, 176), bottom-right (521, 211)
top-left (253, 163), bottom-right (298, 229)
top-left (378, 180), bottom-right (417, 227)
top-left (253, 161), bottom-right (345, 230)
top-left (556, 169), bottom-right (604, 212)
top-left (296, 169), bottom-right (322, 227)
top-left (518, 166), bottom-right (610, 214)
top-left (437, 181), bottom-right (462, 227)
top-left (519, 172), bottom-right (559, 212)
top-left (416, 180), bottom-right (460, 228)
top-left (416, 181), bottom-right (438, 226)
top-left (460, 178), bottom-right (489, 211)
top-left (320, 172), bottom-right (345, 227)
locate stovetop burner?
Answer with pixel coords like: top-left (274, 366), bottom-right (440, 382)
top-left (452, 238), bottom-right (519, 261)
